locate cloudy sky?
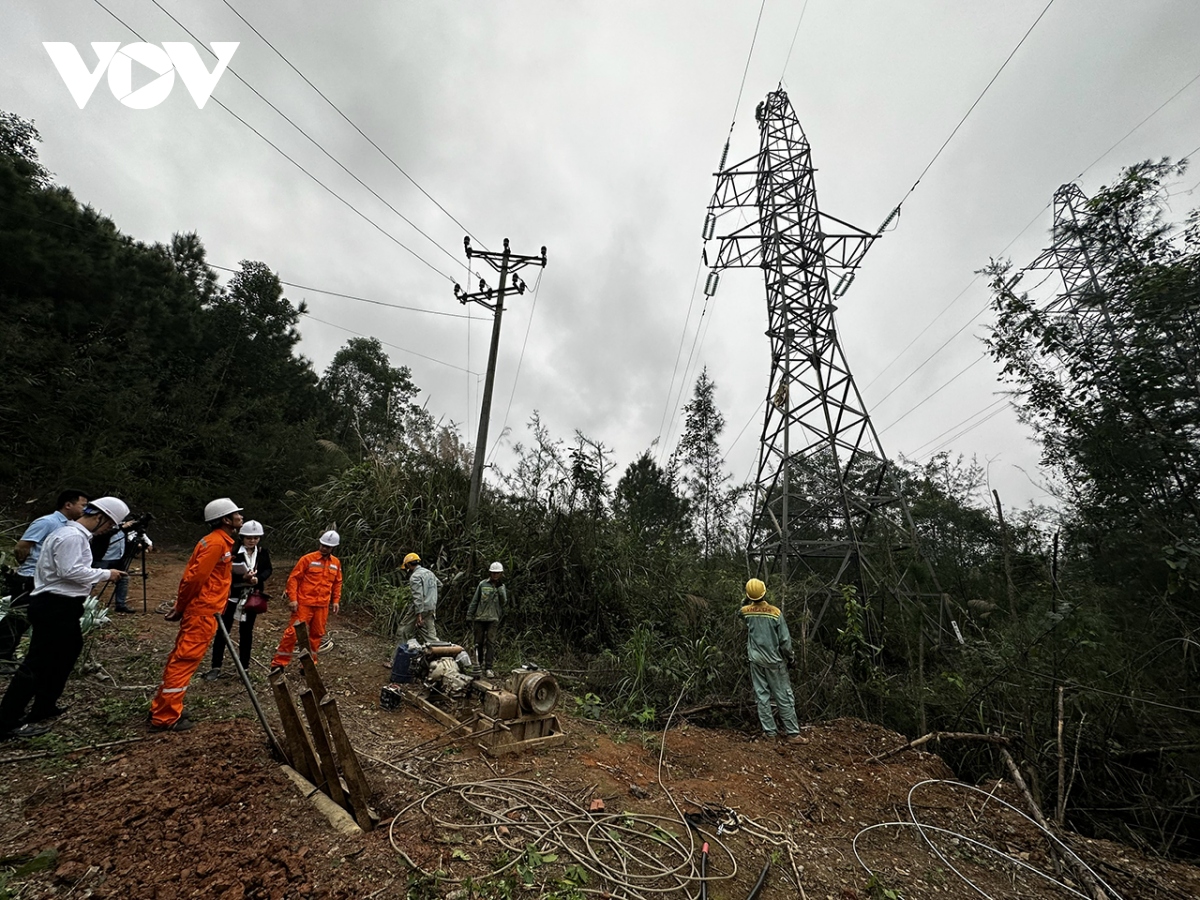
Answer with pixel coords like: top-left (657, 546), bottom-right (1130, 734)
top-left (6, 1), bottom-right (1200, 510)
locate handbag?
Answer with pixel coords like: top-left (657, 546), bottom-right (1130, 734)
top-left (243, 590), bottom-right (269, 615)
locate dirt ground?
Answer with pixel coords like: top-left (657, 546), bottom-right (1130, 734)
top-left (1, 549), bottom-right (1199, 900)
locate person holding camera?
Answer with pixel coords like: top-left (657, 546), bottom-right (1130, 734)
top-left (0, 497), bottom-right (128, 740)
top-left (204, 519), bottom-right (272, 680)
top-left (739, 578), bottom-right (802, 743)
top-left (93, 516), bottom-right (153, 614)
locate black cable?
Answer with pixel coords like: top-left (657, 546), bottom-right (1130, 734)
top-left (729, 0), bottom-right (769, 133)
top-left (90, 0), bottom-right (456, 284)
top-left (219, 0), bottom-right (482, 247)
top-left (896, 0), bottom-right (1058, 207)
top-left (208, 264), bottom-right (474, 320)
top-left (300, 311), bottom-right (480, 376)
top-left (141, 0), bottom-right (470, 281)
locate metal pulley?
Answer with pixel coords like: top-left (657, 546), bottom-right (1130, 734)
top-left (516, 671), bottom-right (559, 716)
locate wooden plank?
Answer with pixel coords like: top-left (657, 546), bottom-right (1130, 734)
top-left (410, 690), bottom-right (466, 730)
top-left (299, 648), bottom-right (328, 700)
top-left (299, 686), bottom-right (348, 811)
top-left (482, 732), bottom-right (566, 758)
top-left (294, 619), bottom-right (310, 651)
top-left (321, 695), bottom-right (379, 832)
top-left (269, 671), bottom-right (321, 785)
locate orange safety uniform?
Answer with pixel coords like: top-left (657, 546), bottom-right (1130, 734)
top-left (270, 551), bottom-right (342, 669)
top-left (149, 529), bottom-right (235, 726)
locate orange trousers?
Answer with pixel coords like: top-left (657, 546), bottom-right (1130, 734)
top-left (270, 604), bottom-right (329, 669)
top-left (149, 611), bottom-right (219, 726)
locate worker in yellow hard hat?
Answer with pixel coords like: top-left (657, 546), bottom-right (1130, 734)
top-left (396, 551), bottom-right (442, 645)
top-left (739, 578), bottom-right (801, 742)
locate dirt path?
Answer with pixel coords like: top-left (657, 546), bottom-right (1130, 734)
top-left (1, 548), bottom-right (1198, 899)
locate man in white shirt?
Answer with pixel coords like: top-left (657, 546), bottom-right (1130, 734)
top-left (0, 496), bottom-right (128, 740)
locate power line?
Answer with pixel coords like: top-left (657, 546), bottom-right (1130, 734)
top-left (906, 397), bottom-right (1010, 459)
top-left (208, 264), bottom-right (475, 319)
top-left (1073, 66), bottom-right (1200, 181)
top-left (728, 0), bottom-right (769, 134)
top-left (91, 0), bottom-right (459, 285)
top-left (778, 0), bottom-right (811, 84)
top-left (877, 352), bottom-right (989, 435)
top-left (142, 0), bottom-right (473, 281)
top-left (219, 0), bottom-right (482, 247)
top-left (300, 311), bottom-right (480, 376)
top-left (895, 0), bottom-right (1057, 208)
top-left (654, 256), bottom-right (705, 463)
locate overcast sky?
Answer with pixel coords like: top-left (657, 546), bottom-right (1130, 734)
top-left (6, 1), bottom-right (1200, 511)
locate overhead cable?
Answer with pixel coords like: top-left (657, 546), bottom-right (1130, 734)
top-left (92, 0), bottom-right (457, 284)
top-left (141, 0), bottom-right (471, 282)
top-left (219, 0), bottom-right (482, 247)
top-left (208, 264), bottom-right (474, 319)
top-left (895, 0), bottom-right (1058, 208)
top-left (300, 311), bottom-right (480, 376)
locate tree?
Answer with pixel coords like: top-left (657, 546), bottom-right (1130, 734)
top-left (678, 368), bottom-right (734, 559)
top-left (613, 451), bottom-right (690, 547)
top-left (985, 159), bottom-right (1200, 599)
top-left (320, 337), bottom-right (429, 459)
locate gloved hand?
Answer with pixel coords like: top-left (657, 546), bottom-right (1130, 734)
top-left (786, 654), bottom-right (797, 670)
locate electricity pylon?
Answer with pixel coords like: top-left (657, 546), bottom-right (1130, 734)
top-left (703, 89), bottom-right (937, 635)
top-left (1025, 183), bottom-right (1116, 345)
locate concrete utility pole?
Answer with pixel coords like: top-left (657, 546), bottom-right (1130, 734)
top-left (455, 237), bottom-right (547, 525)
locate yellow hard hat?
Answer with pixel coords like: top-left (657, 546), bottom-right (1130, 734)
top-left (403, 552), bottom-right (421, 566)
top-left (745, 578), bottom-right (767, 601)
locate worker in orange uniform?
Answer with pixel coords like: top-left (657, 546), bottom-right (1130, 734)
top-left (270, 530), bottom-right (342, 672)
top-left (149, 498), bottom-right (243, 732)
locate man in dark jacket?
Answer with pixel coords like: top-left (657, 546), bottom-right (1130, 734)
top-left (466, 561), bottom-right (507, 676)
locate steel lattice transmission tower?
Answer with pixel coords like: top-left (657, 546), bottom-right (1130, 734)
top-left (1026, 183), bottom-right (1118, 345)
top-left (703, 89), bottom-right (935, 630)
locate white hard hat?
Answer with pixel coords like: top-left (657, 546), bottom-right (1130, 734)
top-left (204, 497), bottom-right (243, 523)
top-left (489, 561), bottom-right (504, 573)
top-left (319, 530), bottom-right (340, 547)
top-left (90, 496), bottom-right (129, 526)
top-left (240, 520), bottom-right (264, 537)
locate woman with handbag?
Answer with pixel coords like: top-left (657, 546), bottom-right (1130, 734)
top-left (203, 519), bottom-right (272, 680)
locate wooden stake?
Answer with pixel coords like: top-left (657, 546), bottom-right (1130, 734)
top-left (1055, 685), bottom-right (1066, 826)
top-left (299, 686), bottom-right (347, 810)
top-left (299, 648), bottom-right (328, 700)
top-left (321, 694), bottom-right (378, 831)
top-left (270, 671), bottom-right (321, 786)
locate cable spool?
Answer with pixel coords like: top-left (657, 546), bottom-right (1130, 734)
top-left (517, 671), bottom-right (559, 716)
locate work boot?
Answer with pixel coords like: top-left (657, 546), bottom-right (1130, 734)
top-left (150, 717), bottom-right (195, 733)
top-left (114, 605), bottom-right (135, 614)
top-left (201, 668), bottom-right (223, 682)
top-left (2, 722), bottom-right (51, 740)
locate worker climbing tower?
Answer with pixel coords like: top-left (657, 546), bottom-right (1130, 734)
top-left (703, 89), bottom-right (935, 634)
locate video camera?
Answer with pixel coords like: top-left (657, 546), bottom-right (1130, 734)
top-left (121, 512), bottom-right (154, 539)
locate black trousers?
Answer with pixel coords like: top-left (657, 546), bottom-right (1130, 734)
top-left (0, 574), bottom-right (35, 662)
top-left (211, 599), bottom-right (259, 671)
top-left (0, 592), bottom-right (85, 733)
top-left (473, 620), bottom-right (499, 670)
